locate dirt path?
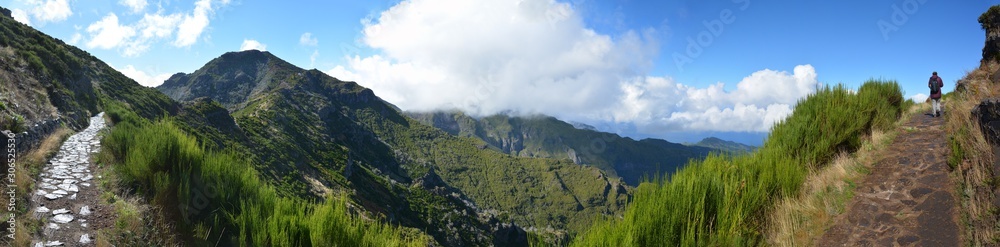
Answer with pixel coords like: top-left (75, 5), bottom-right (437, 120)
top-left (29, 113), bottom-right (113, 246)
top-left (817, 112), bottom-right (960, 246)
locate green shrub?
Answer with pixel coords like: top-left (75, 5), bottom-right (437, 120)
top-left (101, 107), bottom-right (428, 246)
top-left (572, 79), bottom-right (904, 246)
top-left (0, 113), bottom-right (26, 133)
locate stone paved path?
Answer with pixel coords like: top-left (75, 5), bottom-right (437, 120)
top-left (29, 113), bottom-right (110, 247)
top-left (816, 112), bottom-right (960, 246)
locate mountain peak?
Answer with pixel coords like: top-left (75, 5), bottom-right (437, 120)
top-left (156, 50), bottom-right (303, 111)
top-left (218, 49), bottom-right (278, 62)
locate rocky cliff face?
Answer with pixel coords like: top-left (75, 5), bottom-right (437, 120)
top-left (974, 99), bottom-right (1000, 146)
top-left (980, 5), bottom-right (1000, 65)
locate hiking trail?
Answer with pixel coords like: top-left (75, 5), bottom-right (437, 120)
top-left (817, 111), bottom-right (960, 246)
top-left (30, 113), bottom-right (114, 246)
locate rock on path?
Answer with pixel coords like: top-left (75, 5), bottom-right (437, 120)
top-left (817, 113), bottom-right (960, 246)
top-left (30, 113), bottom-right (106, 246)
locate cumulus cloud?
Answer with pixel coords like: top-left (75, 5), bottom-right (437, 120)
top-left (310, 50), bottom-right (319, 68)
top-left (612, 65), bottom-right (818, 132)
top-left (174, 0), bottom-right (215, 47)
top-left (116, 65), bottom-right (172, 87)
top-left (29, 0), bottom-right (73, 24)
top-left (10, 8), bottom-right (31, 26)
top-left (240, 39), bottom-right (266, 51)
top-left (328, 0), bottom-right (818, 133)
top-left (300, 32), bottom-right (318, 46)
top-left (81, 0), bottom-right (226, 56)
top-left (332, 0), bottom-right (655, 112)
top-left (86, 13), bottom-right (136, 50)
top-left (120, 0), bottom-right (147, 13)
top-left (909, 93), bottom-right (928, 103)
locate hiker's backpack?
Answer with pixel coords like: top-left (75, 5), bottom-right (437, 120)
top-left (930, 78), bottom-right (942, 94)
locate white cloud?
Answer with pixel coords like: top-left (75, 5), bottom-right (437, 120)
top-left (326, 65), bottom-right (358, 81)
top-left (310, 50), bottom-right (319, 68)
top-left (29, 0), bottom-right (73, 24)
top-left (85, 13), bottom-right (136, 50)
top-left (174, 0), bottom-right (216, 47)
top-left (80, 0), bottom-right (225, 56)
top-left (909, 93), bottom-right (928, 103)
top-left (300, 32), bottom-right (318, 46)
top-left (240, 39), bottom-right (266, 51)
top-left (119, 0), bottom-right (147, 13)
top-left (329, 0), bottom-right (817, 133)
top-left (136, 13), bottom-right (182, 38)
top-left (67, 32), bottom-right (82, 45)
top-left (10, 8), bottom-right (31, 26)
top-left (611, 65), bottom-right (818, 132)
top-left (116, 65), bottom-right (172, 87)
top-left (123, 13), bottom-right (183, 56)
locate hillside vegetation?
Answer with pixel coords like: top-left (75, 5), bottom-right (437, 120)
top-left (945, 61), bottom-right (1000, 246)
top-left (0, 12), bottom-right (462, 246)
top-left (100, 104), bottom-right (431, 246)
top-left (0, 10), bottom-right (176, 127)
top-left (157, 50), bottom-right (630, 244)
top-left (573, 80), bottom-right (906, 246)
top-left (408, 112), bottom-right (716, 186)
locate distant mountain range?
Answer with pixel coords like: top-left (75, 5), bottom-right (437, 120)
top-left (407, 111), bottom-right (747, 185)
top-left (158, 50), bottom-right (636, 244)
top-left (686, 137), bottom-right (758, 154)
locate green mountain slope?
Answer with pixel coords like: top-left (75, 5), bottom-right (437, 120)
top-left (0, 9), bottom-right (438, 246)
top-left (0, 7), bottom-right (177, 130)
top-left (408, 111), bottom-right (715, 185)
top-left (158, 50), bottom-right (630, 244)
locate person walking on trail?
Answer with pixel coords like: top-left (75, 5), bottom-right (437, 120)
top-left (929, 71), bottom-right (944, 117)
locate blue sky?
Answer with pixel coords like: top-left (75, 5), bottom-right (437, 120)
top-left (3, 0), bottom-right (997, 145)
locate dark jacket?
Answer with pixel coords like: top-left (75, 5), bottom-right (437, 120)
top-left (929, 75), bottom-right (943, 99)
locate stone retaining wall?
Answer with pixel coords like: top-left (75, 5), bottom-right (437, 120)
top-left (1, 117), bottom-right (65, 170)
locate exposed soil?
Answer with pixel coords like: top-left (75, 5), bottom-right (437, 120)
top-left (29, 113), bottom-right (113, 246)
top-left (816, 112), bottom-right (961, 246)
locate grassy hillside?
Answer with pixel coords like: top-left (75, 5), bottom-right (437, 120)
top-left (0, 9), bottom-right (452, 246)
top-left (943, 61), bottom-right (1000, 246)
top-left (572, 80), bottom-right (906, 246)
top-left (100, 105), bottom-right (430, 246)
top-left (0, 8), bottom-right (176, 127)
top-left (408, 112), bottom-right (715, 185)
top-left (157, 51), bottom-right (630, 244)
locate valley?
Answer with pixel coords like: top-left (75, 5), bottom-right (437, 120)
top-left (1, 2), bottom-right (998, 247)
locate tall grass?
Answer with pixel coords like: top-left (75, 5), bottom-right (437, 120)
top-left (101, 104), bottom-right (429, 246)
top-left (572, 80), bottom-right (904, 246)
top-left (943, 62), bottom-right (1000, 246)
top-left (1, 127), bottom-right (72, 247)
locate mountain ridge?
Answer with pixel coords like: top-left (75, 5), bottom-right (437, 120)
top-left (686, 137), bottom-right (757, 154)
top-left (157, 49), bottom-right (630, 244)
top-left (407, 110), bottom-right (716, 185)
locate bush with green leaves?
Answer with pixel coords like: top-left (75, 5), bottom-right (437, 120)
top-left (572, 79), bottom-right (904, 246)
top-left (101, 105), bottom-right (429, 246)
